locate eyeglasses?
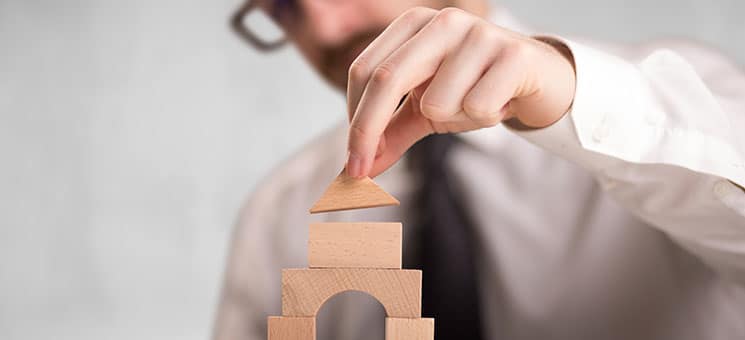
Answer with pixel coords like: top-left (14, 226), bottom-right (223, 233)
top-left (230, 0), bottom-right (290, 52)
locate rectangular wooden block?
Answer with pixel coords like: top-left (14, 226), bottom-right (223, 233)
top-left (309, 222), bottom-right (402, 269)
top-left (282, 268), bottom-right (422, 317)
top-left (385, 318), bottom-right (435, 340)
top-left (267, 316), bottom-right (315, 340)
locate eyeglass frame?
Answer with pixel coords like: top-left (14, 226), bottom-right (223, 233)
top-left (230, 0), bottom-right (288, 52)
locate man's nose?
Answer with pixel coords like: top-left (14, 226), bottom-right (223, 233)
top-left (300, 0), bottom-right (362, 46)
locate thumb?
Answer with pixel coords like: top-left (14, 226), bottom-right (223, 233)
top-left (368, 96), bottom-right (433, 178)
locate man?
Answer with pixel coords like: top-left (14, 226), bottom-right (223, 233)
top-left (214, 0), bottom-right (745, 339)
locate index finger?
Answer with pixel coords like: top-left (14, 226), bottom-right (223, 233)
top-left (346, 9), bottom-right (473, 178)
top-left (346, 7), bottom-right (438, 122)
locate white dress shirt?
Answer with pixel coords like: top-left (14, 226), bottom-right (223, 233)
top-left (213, 8), bottom-right (745, 340)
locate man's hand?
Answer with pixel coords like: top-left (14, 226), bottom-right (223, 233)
top-left (344, 7), bottom-right (576, 178)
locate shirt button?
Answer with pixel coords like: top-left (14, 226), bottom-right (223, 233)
top-left (600, 177), bottom-right (619, 190)
top-left (713, 180), bottom-right (733, 198)
top-left (645, 113), bottom-right (661, 125)
top-left (592, 122), bottom-right (610, 143)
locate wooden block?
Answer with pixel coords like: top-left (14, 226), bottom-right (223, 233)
top-left (385, 318), bottom-right (434, 340)
top-left (309, 222), bottom-right (402, 269)
top-left (267, 316), bottom-right (315, 340)
top-left (309, 173), bottom-right (400, 213)
top-left (281, 268), bottom-right (421, 317)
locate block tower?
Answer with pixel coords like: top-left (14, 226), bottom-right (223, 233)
top-left (267, 173), bottom-right (435, 340)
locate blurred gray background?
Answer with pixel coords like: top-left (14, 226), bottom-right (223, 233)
top-left (0, 0), bottom-right (743, 339)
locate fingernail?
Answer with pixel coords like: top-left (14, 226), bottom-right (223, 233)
top-left (347, 152), bottom-right (362, 178)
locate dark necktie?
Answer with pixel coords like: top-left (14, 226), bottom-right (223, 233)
top-left (406, 133), bottom-right (484, 340)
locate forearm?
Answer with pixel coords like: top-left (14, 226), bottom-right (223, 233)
top-left (509, 37), bottom-right (745, 283)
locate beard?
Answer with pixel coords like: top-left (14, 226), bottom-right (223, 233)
top-left (318, 28), bottom-right (384, 90)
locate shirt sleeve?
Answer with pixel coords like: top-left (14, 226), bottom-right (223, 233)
top-left (510, 37), bottom-right (745, 284)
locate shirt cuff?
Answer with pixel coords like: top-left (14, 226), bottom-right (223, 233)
top-left (508, 37), bottom-right (745, 188)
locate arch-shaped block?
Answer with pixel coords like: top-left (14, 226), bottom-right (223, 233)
top-left (267, 316), bottom-right (434, 340)
top-left (281, 268), bottom-right (421, 317)
top-left (267, 316), bottom-right (315, 340)
top-left (386, 317), bottom-right (434, 340)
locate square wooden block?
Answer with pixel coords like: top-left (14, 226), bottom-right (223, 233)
top-left (309, 222), bottom-right (402, 269)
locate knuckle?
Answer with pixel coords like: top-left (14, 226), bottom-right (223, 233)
top-left (501, 40), bottom-right (528, 60)
top-left (433, 7), bottom-right (466, 27)
top-left (468, 23), bottom-right (497, 43)
top-left (398, 8), bottom-right (420, 26)
top-left (440, 6), bottom-right (465, 17)
top-left (463, 97), bottom-right (494, 119)
top-left (348, 124), bottom-right (371, 146)
top-left (370, 63), bottom-right (395, 86)
top-left (419, 100), bottom-right (454, 122)
top-left (503, 42), bottom-right (534, 72)
top-left (401, 6), bottom-right (435, 23)
top-left (348, 57), bottom-right (369, 83)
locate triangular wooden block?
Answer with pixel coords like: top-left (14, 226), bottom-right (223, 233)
top-left (309, 173), bottom-right (400, 213)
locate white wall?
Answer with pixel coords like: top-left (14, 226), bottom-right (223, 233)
top-left (0, 1), bottom-right (742, 339)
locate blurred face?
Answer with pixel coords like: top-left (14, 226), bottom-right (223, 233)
top-left (261, 0), bottom-right (486, 90)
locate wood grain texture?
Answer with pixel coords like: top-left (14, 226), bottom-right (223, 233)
top-left (309, 173), bottom-right (400, 213)
top-left (267, 316), bottom-right (315, 340)
top-left (281, 268), bottom-right (421, 317)
top-left (385, 318), bottom-right (435, 340)
top-left (309, 222), bottom-right (402, 269)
